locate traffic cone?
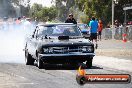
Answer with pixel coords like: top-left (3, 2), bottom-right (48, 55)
top-left (122, 33), bottom-right (127, 42)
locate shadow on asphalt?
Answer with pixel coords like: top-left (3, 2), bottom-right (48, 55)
top-left (34, 63), bottom-right (103, 70)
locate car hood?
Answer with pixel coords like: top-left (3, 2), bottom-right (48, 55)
top-left (39, 37), bottom-right (93, 47)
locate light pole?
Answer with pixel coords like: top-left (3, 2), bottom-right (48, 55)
top-left (112, 0), bottom-right (118, 39)
top-left (112, 0), bottom-right (114, 29)
top-left (124, 10), bottom-right (127, 26)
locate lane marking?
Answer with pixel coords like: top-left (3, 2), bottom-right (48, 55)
top-left (14, 74), bottom-right (26, 79)
top-left (0, 82), bottom-right (35, 86)
top-left (1, 72), bottom-right (27, 80)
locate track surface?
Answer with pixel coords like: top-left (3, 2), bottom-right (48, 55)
top-left (0, 30), bottom-right (132, 88)
top-left (0, 55), bottom-right (132, 88)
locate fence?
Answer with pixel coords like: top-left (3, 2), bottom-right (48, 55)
top-left (102, 26), bottom-right (132, 40)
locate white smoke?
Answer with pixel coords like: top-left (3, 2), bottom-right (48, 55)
top-left (0, 22), bottom-right (35, 63)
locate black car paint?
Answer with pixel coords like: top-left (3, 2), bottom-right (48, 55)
top-left (25, 24), bottom-right (95, 64)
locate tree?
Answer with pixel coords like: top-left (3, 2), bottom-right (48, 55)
top-left (75, 0), bottom-right (132, 26)
top-left (75, 0), bottom-right (112, 26)
top-left (114, 0), bottom-right (132, 24)
top-left (29, 3), bottom-right (43, 17)
top-left (54, 0), bottom-right (75, 21)
top-left (0, 0), bottom-right (16, 17)
top-left (0, 0), bottom-right (30, 17)
top-left (29, 3), bottom-right (57, 22)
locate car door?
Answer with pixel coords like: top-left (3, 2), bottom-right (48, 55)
top-left (27, 27), bottom-right (38, 57)
top-left (31, 27), bottom-right (40, 58)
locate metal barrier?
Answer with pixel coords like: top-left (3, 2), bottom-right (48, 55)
top-left (127, 26), bottom-right (132, 40)
top-left (102, 28), bottom-right (112, 39)
top-left (102, 26), bottom-right (132, 40)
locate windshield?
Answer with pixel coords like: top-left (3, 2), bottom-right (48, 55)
top-left (38, 25), bottom-right (81, 37)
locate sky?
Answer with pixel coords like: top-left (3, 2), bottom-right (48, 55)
top-left (30, 0), bottom-right (53, 7)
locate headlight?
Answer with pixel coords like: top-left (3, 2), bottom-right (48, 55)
top-left (43, 48), bottom-right (53, 53)
top-left (43, 48), bottom-right (49, 53)
top-left (82, 46), bottom-right (93, 52)
top-left (49, 48), bottom-right (53, 53)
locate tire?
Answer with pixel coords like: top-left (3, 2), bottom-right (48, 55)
top-left (95, 44), bottom-right (98, 49)
top-left (86, 58), bottom-right (93, 68)
top-left (37, 55), bottom-right (44, 69)
top-left (25, 50), bottom-right (35, 65)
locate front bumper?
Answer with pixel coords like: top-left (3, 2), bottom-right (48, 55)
top-left (39, 53), bottom-right (95, 63)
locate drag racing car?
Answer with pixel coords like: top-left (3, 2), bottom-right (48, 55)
top-left (25, 23), bottom-right (95, 69)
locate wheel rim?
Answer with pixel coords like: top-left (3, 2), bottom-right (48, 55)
top-left (25, 57), bottom-right (27, 64)
top-left (25, 51), bottom-right (28, 64)
top-left (37, 57), bottom-right (40, 67)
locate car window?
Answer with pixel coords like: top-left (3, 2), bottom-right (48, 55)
top-left (38, 26), bottom-right (54, 37)
top-left (37, 25), bottom-right (81, 37)
top-left (52, 26), bottom-right (64, 34)
top-left (38, 26), bottom-right (47, 36)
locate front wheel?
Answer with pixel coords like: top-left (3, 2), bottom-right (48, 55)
top-left (86, 58), bottom-right (93, 68)
top-left (37, 55), bottom-right (44, 69)
top-left (25, 50), bottom-right (35, 65)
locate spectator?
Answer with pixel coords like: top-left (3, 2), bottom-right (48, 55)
top-left (23, 18), bottom-right (32, 30)
top-left (98, 20), bottom-right (103, 41)
top-left (89, 17), bottom-right (98, 49)
top-left (15, 17), bottom-right (22, 30)
top-left (114, 20), bottom-right (119, 28)
top-left (65, 14), bottom-right (77, 24)
top-left (16, 17), bottom-right (21, 25)
top-left (21, 16), bottom-right (26, 24)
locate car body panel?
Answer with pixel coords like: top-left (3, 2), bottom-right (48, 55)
top-left (25, 23), bottom-right (95, 64)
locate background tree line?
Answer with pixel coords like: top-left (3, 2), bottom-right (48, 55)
top-left (54, 0), bottom-right (132, 26)
top-left (0, 0), bottom-right (132, 26)
top-left (0, 0), bottom-right (30, 17)
top-left (29, 3), bottom-right (57, 22)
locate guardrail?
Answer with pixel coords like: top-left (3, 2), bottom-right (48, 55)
top-left (102, 26), bottom-right (132, 40)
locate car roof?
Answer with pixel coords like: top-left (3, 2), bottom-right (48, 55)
top-left (37, 23), bottom-right (76, 27)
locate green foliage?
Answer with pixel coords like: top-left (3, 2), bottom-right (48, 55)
top-left (10, 0), bottom-right (22, 6)
top-left (114, 0), bottom-right (132, 23)
top-left (75, 0), bottom-right (112, 26)
top-left (30, 4), bottom-right (57, 22)
top-left (75, 0), bottom-right (132, 26)
top-left (80, 15), bottom-right (89, 24)
top-left (54, 0), bottom-right (111, 25)
top-left (54, 0), bottom-right (76, 21)
top-left (0, 0), bottom-right (30, 17)
top-left (1, 0), bottom-right (132, 25)
top-left (0, 0), bottom-right (17, 17)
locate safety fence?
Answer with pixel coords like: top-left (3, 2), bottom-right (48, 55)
top-left (102, 26), bottom-right (132, 40)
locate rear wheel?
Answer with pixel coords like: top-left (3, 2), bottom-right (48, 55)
top-left (86, 58), bottom-right (93, 68)
top-left (95, 44), bottom-right (98, 49)
top-left (25, 50), bottom-right (35, 65)
top-left (37, 55), bottom-right (44, 69)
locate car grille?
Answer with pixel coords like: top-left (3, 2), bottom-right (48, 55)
top-left (52, 46), bottom-right (83, 54)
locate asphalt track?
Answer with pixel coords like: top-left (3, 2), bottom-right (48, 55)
top-left (0, 30), bottom-right (132, 88)
top-left (0, 54), bottom-right (132, 88)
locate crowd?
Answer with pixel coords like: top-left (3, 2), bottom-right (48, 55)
top-left (65, 14), bottom-right (103, 49)
top-left (0, 16), bottom-right (38, 31)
